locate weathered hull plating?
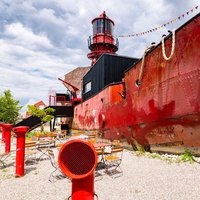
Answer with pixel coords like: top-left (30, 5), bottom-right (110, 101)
top-left (72, 13), bottom-right (200, 155)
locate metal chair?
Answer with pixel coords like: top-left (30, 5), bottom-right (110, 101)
top-left (59, 130), bottom-right (67, 141)
top-left (36, 133), bottom-right (56, 161)
top-left (112, 139), bottom-right (120, 147)
top-left (0, 152), bottom-right (12, 168)
top-left (95, 147), bottom-right (106, 180)
top-left (37, 138), bottom-right (51, 161)
top-left (104, 146), bottom-right (123, 178)
top-left (25, 141), bottom-right (38, 164)
top-left (47, 149), bottom-right (66, 182)
top-left (88, 138), bottom-right (97, 144)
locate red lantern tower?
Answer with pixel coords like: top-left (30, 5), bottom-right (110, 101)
top-left (87, 11), bottom-right (119, 65)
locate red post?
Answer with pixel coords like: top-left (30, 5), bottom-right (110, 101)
top-left (1, 124), bottom-right (13, 153)
top-left (58, 139), bottom-right (97, 200)
top-left (72, 174), bottom-right (95, 199)
top-left (12, 126), bottom-right (30, 177)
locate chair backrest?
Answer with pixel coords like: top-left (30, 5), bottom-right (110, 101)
top-left (25, 141), bottom-right (37, 149)
top-left (88, 139), bottom-right (97, 144)
top-left (111, 146), bottom-right (123, 154)
top-left (72, 132), bottom-right (81, 137)
top-left (36, 134), bottom-right (48, 139)
top-left (95, 147), bottom-right (105, 156)
top-left (112, 139), bottom-right (120, 147)
top-left (88, 133), bottom-right (96, 139)
top-left (48, 132), bottom-right (57, 136)
top-left (56, 143), bottom-right (64, 151)
top-left (47, 149), bottom-right (57, 168)
top-left (109, 146), bottom-right (124, 161)
top-left (61, 130), bottom-right (67, 135)
top-left (47, 132), bottom-right (57, 139)
top-left (56, 143), bottom-right (64, 147)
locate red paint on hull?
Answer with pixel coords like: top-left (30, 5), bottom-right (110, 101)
top-left (72, 14), bottom-right (200, 155)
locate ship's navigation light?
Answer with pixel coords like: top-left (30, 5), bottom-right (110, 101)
top-left (87, 11), bottom-right (119, 66)
top-left (92, 16), bottom-right (114, 35)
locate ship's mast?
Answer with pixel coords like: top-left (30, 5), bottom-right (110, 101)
top-left (87, 11), bottom-right (119, 66)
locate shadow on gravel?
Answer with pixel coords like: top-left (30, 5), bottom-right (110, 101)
top-left (49, 173), bottom-right (69, 183)
top-left (25, 166), bottom-right (37, 174)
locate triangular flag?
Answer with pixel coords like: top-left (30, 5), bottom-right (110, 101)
top-left (114, 5), bottom-right (199, 38)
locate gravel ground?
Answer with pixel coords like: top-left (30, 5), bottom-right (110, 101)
top-left (1, 139), bottom-right (200, 200)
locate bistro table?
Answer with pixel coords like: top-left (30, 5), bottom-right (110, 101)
top-left (93, 142), bottom-right (111, 148)
top-left (69, 134), bottom-right (88, 140)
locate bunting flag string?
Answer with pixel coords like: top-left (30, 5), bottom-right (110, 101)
top-left (116, 5), bottom-right (199, 38)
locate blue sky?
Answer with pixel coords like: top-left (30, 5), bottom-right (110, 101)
top-left (0, 0), bottom-right (199, 109)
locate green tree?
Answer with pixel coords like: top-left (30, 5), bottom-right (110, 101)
top-left (0, 90), bottom-right (22, 124)
top-left (27, 105), bottom-right (55, 132)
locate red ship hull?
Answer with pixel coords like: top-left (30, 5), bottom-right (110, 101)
top-left (72, 13), bottom-right (200, 155)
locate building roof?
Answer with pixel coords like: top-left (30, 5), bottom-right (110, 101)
top-left (34, 100), bottom-right (46, 109)
top-left (63, 66), bottom-right (91, 92)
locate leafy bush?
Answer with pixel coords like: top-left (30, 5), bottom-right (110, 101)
top-left (25, 131), bottom-right (48, 138)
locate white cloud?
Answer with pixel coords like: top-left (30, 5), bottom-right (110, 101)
top-left (4, 22), bottom-right (53, 50)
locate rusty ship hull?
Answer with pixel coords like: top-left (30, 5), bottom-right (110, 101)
top-left (71, 13), bottom-right (200, 155)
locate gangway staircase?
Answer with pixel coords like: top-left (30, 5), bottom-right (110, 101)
top-left (14, 106), bottom-right (74, 132)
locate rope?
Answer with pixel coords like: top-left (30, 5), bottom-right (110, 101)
top-left (137, 43), bottom-right (156, 86)
top-left (161, 29), bottom-right (176, 60)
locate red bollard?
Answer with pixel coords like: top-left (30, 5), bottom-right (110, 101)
top-left (71, 174), bottom-right (96, 199)
top-left (1, 124), bottom-right (13, 153)
top-left (58, 139), bottom-right (98, 200)
top-left (12, 126), bottom-right (30, 177)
